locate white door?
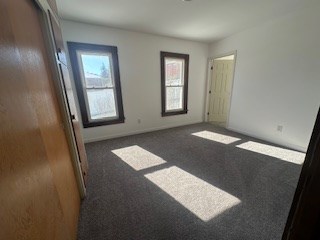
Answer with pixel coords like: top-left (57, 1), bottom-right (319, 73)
top-left (209, 59), bottom-right (234, 123)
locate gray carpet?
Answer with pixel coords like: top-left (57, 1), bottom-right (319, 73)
top-left (78, 123), bottom-right (304, 240)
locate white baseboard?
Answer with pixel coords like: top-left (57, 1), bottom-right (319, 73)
top-left (226, 126), bottom-right (307, 153)
top-left (84, 120), bottom-right (203, 143)
top-left (84, 121), bottom-right (307, 153)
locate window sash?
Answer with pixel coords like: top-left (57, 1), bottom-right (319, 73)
top-left (165, 57), bottom-right (185, 87)
top-left (164, 57), bottom-right (184, 111)
top-left (161, 51), bottom-right (189, 116)
top-left (165, 86), bottom-right (184, 112)
top-left (77, 50), bottom-right (119, 122)
top-left (85, 88), bottom-right (118, 121)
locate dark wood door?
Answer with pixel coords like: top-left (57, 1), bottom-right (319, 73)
top-left (282, 107), bottom-right (320, 240)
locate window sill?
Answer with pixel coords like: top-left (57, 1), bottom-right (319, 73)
top-left (83, 118), bottom-right (125, 128)
top-left (161, 110), bottom-right (188, 117)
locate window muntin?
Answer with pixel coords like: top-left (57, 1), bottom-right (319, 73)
top-left (161, 52), bottom-right (189, 116)
top-left (68, 42), bottom-right (124, 128)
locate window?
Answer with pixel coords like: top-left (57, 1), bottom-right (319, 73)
top-left (160, 51), bottom-right (189, 116)
top-left (68, 42), bottom-right (124, 128)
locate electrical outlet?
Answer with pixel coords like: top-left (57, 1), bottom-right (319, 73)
top-left (277, 125), bottom-right (283, 132)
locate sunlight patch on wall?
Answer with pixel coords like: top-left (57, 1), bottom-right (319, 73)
top-left (192, 131), bottom-right (241, 144)
top-left (145, 166), bottom-right (241, 222)
top-left (112, 145), bottom-right (166, 170)
top-left (236, 141), bottom-right (306, 164)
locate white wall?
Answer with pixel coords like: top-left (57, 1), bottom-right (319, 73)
top-left (209, 1), bottom-right (320, 152)
top-left (61, 20), bottom-right (209, 143)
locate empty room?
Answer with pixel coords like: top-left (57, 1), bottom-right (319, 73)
top-left (1, 0), bottom-right (320, 240)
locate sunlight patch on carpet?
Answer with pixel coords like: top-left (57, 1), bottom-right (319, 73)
top-left (112, 145), bottom-right (166, 170)
top-left (145, 166), bottom-right (241, 222)
top-left (237, 141), bottom-right (305, 164)
top-left (192, 131), bottom-right (241, 144)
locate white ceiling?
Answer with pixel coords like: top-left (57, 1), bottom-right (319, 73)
top-left (56, 0), bottom-right (308, 43)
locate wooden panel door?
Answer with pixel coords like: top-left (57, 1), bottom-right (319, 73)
top-left (209, 60), bottom-right (234, 123)
top-left (0, 0), bottom-right (79, 239)
top-left (48, 10), bottom-right (88, 186)
top-left (59, 63), bottom-right (89, 185)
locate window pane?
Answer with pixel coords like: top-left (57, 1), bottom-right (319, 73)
top-left (86, 89), bottom-right (117, 120)
top-left (165, 58), bottom-right (184, 86)
top-left (80, 53), bottom-right (113, 88)
top-left (166, 87), bottom-right (183, 111)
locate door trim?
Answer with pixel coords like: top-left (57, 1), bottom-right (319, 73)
top-left (204, 50), bottom-right (237, 129)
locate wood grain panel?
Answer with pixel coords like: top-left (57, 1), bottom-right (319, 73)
top-left (0, 0), bottom-right (79, 239)
top-left (0, 0), bottom-right (69, 239)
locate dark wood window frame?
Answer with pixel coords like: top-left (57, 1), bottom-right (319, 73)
top-left (160, 51), bottom-right (189, 117)
top-left (68, 42), bottom-right (124, 128)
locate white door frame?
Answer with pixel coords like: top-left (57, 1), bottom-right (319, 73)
top-left (204, 50), bottom-right (237, 129)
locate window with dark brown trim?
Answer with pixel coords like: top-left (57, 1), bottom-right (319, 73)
top-left (160, 51), bottom-right (189, 117)
top-left (68, 42), bottom-right (124, 128)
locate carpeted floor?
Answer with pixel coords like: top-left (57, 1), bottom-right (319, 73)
top-left (77, 123), bottom-right (305, 240)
